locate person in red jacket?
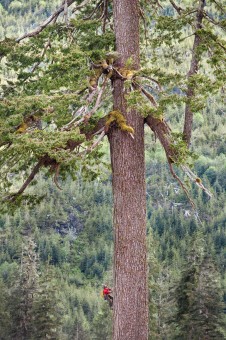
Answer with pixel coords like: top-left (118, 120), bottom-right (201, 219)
top-left (102, 284), bottom-right (113, 307)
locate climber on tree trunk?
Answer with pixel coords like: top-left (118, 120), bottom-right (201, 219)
top-left (102, 284), bottom-right (113, 308)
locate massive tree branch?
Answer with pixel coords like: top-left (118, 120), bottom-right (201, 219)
top-left (5, 157), bottom-right (45, 201)
top-left (5, 117), bottom-right (106, 200)
top-left (145, 115), bottom-right (196, 206)
top-left (146, 114), bottom-right (211, 205)
top-left (145, 115), bottom-right (173, 161)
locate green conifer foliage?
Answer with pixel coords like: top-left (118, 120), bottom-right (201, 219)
top-left (31, 265), bottom-right (63, 339)
top-left (9, 236), bottom-right (38, 340)
top-left (174, 235), bottom-right (225, 339)
top-left (91, 302), bottom-right (113, 340)
top-left (0, 279), bottom-right (11, 339)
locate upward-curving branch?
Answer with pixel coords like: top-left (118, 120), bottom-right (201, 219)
top-left (16, 0), bottom-right (93, 42)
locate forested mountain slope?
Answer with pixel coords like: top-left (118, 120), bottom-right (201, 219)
top-left (0, 0), bottom-right (61, 39)
top-left (0, 1), bottom-right (225, 339)
top-left (0, 110), bottom-right (225, 338)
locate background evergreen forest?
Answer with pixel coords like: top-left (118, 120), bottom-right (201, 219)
top-left (0, 0), bottom-right (225, 339)
top-left (0, 0), bottom-right (62, 40)
top-left (0, 109), bottom-right (225, 339)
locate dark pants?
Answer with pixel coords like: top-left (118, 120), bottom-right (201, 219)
top-left (104, 294), bottom-right (113, 307)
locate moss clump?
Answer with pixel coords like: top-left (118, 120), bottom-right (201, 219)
top-left (195, 177), bottom-right (202, 184)
top-left (117, 67), bottom-right (135, 80)
top-left (106, 110), bottom-right (134, 134)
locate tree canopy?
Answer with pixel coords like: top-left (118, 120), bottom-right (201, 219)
top-left (0, 0), bottom-right (224, 207)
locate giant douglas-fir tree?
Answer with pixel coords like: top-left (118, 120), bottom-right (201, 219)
top-left (0, 0), bottom-right (225, 339)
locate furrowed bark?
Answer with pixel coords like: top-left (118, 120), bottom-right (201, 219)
top-left (109, 1), bottom-right (148, 339)
top-left (183, 0), bottom-right (205, 146)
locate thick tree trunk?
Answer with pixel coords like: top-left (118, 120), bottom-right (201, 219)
top-left (109, 1), bottom-right (149, 339)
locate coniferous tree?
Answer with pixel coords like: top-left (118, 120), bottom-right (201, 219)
top-left (0, 279), bottom-right (11, 340)
top-left (91, 302), bottom-right (113, 340)
top-left (31, 265), bottom-right (63, 339)
top-left (174, 235), bottom-right (225, 339)
top-left (9, 235), bottom-right (38, 340)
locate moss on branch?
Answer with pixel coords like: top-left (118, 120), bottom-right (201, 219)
top-left (105, 110), bottom-right (134, 134)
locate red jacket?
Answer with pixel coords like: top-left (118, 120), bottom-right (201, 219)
top-left (103, 287), bottom-right (111, 295)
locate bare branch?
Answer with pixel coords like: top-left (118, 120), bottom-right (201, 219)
top-left (211, 0), bottom-right (225, 13)
top-left (102, 0), bottom-right (109, 33)
top-left (73, 76), bottom-right (108, 127)
top-left (89, 129), bottom-right (105, 150)
top-left (145, 115), bottom-right (194, 205)
top-left (215, 40), bottom-right (226, 52)
top-left (86, 77), bottom-right (108, 116)
top-left (72, 0), bottom-right (92, 13)
top-left (141, 87), bottom-right (158, 107)
top-left (61, 88), bottom-right (98, 131)
top-left (145, 115), bottom-right (172, 160)
top-left (145, 114), bottom-right (212, 206)
top-left (17, 0), bottom-right (76, 42)
top-left (182, 9), bottom-right (198, 17)
top-left (135, 75), bottom-right (162, 91)
top-left (5, 157), bottom-right (45, 201)
top-left (169, 163), bottom-right (195, 208)
top-left (53, 163), bottom-right (63, 190)
top-left (178, 32), bottom-right (196, 42)
top-left (112, 67), bottom-right (127, 80)
top-left (64, 0), bottom-right (69, 25)
top-left (82, 0), bottom-right (102, 20)
top-left (203, 10), bottom-right (226, 30)
top-left (181, 165), bottom-right (212, 198)
top-left (152, 0), bottom-right (163, 10)
top-left (132, 80), bottom-right (158, 107)
top-left (169, 0), bottom-right (183, 14)
top-left (30, 38), bottom-right (51, 74)
top-left (80, 128), bottom-right (105, 154)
